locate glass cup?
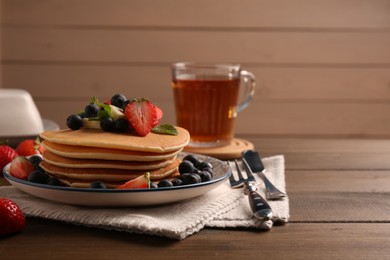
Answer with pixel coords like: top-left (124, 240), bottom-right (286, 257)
top-left (171, 62), bottom-right (256, 147)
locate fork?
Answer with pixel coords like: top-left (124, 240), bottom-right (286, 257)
top-left (228, 160), bottom-right (273, 221)
top-left (242, 150), bottom-right (286, 200)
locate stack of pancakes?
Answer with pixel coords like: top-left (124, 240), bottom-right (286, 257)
top-left (39, 127), bottom-right (190, 188)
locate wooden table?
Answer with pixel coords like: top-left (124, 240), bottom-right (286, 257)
top-left (1, 137), bottom-right (390, 259)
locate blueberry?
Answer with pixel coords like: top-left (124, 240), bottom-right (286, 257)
top-left (149, 182), bottom-right (158, 188)
top-left (66, 114), bottom-right (83, 130)
top-left (28, 171), bottom-right (50, 184)
top-left (171, 178), bottom-right (183, 186)
top-left (84, 104), bottom-right (99, 118)
top-left (114, 118), bottom-right (130, 132)
top-left (29, 155), bottom-right (43, 170)
top-left (90, 181), bottom-right (107, 189)
top-left (198, 171), bottom-right (212, 182)
top-left (178, 161), bottom-right (195, 174)
top-left (158, 179), bottom-right (173, 188)
top-left (179, 173), bottom-right (202, 185)
top-left (197, 161), bottom-right (213, 170)
top-left (182, 154), bottom-right (200, 166)
top-left (202, 167), bottom-right (214, 177)
top-left (100, 117), bottom-right (115, 132)
top-left (46, 176), bottom-right (65, 186)
top-left (111, 94), bottom-right (127, 108)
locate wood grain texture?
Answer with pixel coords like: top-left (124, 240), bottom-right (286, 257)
top-left (2, 0), bottom-right (390, 137)
top-left (3, 0), bottom-right (390, 29)
top-left (1, 137), bottom-right (390, 259)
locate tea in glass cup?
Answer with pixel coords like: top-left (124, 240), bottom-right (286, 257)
top-left (171, 62), bottom-right (255, 147)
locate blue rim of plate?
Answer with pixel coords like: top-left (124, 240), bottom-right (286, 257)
top-left (2, 154), bottom-right (231, 194)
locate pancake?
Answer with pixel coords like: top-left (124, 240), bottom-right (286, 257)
top-left (40, 127), bottom-right (190, 153)
top-left (42, 150), bottom-right (176, 170)
top-left (40, 158), bottom-right (180, 182)
top-left (42, 140), bottom-right (182, 161)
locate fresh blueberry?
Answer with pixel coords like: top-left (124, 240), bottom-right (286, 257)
top-left (28, 171), bottom-right (50, 184)
top-left (171, 178), bottom-right (183, 186)
top-left (84, 104), bottom-right (99, 118)
top-left (90, 181), bottom-right (107, 189)
top-left (110, 94), bottom-right (127, 108)
top-left (179, 173), bottom-right (202, 185)
top-left (182, 154), bottom-right (200, 167)
top-left (149, 182), bottom-right (158, 188)
top-left (114, 118), bottom-right (130, 132)
top-left (178, 160), bottom-right (195, 174)
top-left (158, 180), bottom-right (173, 188)
top-left (66, 114), bottom-right (83, 130)
top-left (100, 117), bottom-right (115, 132)
top-left (197, 161), bottom-right (213, 170)
top-left (202, 167), bottom-right (214, 177)
top-left (46, 176), bottom-right (65, 186)
top-left (29, 155), bottom-right (43, 170)
top-left (198, 171), bottom-right (212, 182)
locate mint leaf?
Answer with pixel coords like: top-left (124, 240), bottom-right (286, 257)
top-left (152, 124), bottom-right (178, 136)
top-left (97, 103), bottom-right (112, 119)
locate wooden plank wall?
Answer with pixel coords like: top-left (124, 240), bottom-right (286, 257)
top-left (1, 0), bottom-right (390, 137)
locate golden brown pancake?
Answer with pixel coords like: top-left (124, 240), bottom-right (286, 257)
top-left (42, 150), bottom-right (176, 170)
top-left (40, 127), bottom-right (190, 153)
top-left (40, 158), bottom-right (180, 182)
top-left (42, 140), bottom-right (182, 161)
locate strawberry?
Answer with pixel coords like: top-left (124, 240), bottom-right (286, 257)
top-left (124, 98), bottom-right (158, 136)
top-left (154, 105), bottom-right (163, 127)
top-left (0, 198), bottom-right (26, 236)
top-left (0, 145), bottom-right (18, 170)
top-left (116, 172), bottom-right (150, 189)
top-left (15, 138), bottom-right (45, 156)
top-left (9, 156), bottom-right (34, 180)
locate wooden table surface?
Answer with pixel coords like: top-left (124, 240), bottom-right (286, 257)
top-left (1, 137), bottom-right (390, 259)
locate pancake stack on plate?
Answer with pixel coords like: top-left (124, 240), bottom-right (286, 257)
top-left (39, 127), bottom-right (190, 188)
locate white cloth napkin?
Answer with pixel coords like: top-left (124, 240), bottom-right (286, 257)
top-left (0, 155), bottom-right (289, 240)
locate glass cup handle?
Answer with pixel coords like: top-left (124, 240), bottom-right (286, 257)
top-left (237, 70), bottom-right (256, 113)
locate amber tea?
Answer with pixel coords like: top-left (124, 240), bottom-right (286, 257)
top-left (173, 78), bottom-right (240, 146)
top-left (171, 63), bottom-right (255, 147)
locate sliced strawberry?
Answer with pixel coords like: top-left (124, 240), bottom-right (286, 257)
top-left (154, 105), bottom-right (163, 127)
top-left (9, 156), bottom-right (34, 180)
top-left (15, 138), bottom-right (45, 156)
top-left (124, 98), bottom-right (158, 136)
top-left (0, 198), bottom-right (26, 236)
top-left (116, 172), bottom-right (150, 189)
top-left (0, 145), bottom-right (18, 170)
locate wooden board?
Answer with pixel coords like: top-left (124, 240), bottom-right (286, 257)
top-left (183, 138), bottom-right (254, 159)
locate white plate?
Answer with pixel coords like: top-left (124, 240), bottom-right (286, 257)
top-left (3, 153), bottom-right (231, 207)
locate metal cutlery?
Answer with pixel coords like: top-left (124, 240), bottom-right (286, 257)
top-left (228, 159), bottom-right (273, 221)
top-left (242, 150), bottom-right (286, 200)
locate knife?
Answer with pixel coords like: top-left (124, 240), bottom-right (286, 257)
top-left (242, 150), bottom-right (286, 200)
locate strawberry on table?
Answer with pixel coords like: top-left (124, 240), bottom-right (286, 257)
top-left (116, 172), bottom-right (150, 189)
top-left (15, 138), bottom-right (45, 156)
top-left (9, 156), bottom-right (34, 180)
top-left (124, 98), bottom-right (158, 137)
top-left (0, 198), bottom-right (26, 236)
top-left (0, 145), bottom-right (18, 170)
